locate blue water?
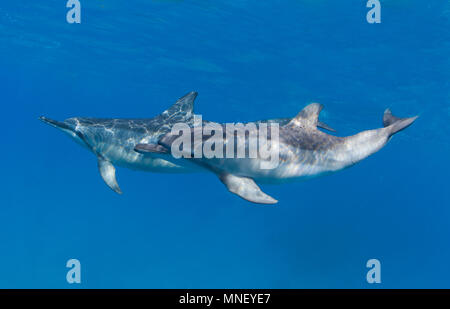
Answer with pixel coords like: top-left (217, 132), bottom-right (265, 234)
top-left (0, 0), bottom-right (449, 288)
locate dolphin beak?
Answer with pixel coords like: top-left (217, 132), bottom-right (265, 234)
top-left (39, 116), bottom-right (73, 131)
top-left (40, 116), bottom-right (89, 149)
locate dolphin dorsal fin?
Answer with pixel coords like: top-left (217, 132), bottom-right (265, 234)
top-left (286, 103), bottom-right (324, 129)
top-left (161, 91), bottom-right (198, 122)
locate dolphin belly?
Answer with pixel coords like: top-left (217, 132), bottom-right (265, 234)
top-left (199, 151), bottom-right (342, 184)
top-left (94, 138), bottom-right (195, 173)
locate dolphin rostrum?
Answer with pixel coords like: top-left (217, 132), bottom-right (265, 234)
top-left (136, 103), bottom-right (417, 204)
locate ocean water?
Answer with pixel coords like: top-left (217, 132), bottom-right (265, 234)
top-left (0, 0), bottom-right (449, 288)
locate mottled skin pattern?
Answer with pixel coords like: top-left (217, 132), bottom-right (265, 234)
top-left (63, 116), bottom-right (190, 172)
top-left (157, 121), bottom-right (346, 182)
top-left (157, 103), bottom-right (417, 184)
top-left (40, 92), bottom-right (199, 173)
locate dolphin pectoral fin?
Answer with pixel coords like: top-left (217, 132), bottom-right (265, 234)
top-left (218, 173), bottom-right (278, 205)
top-left (134, 143), bottom-right (169, 154)
top-left (317, 121), bottom-right (336, 132)
top-left (98, 158), bottom-right (122, 194)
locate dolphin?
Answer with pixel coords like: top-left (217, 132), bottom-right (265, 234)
top-left (40, 91), bottom-right (312, 194)
top-left (40, 92), bottom-right (207, 194)
top-left (136, 103), bottom-right (417, 204)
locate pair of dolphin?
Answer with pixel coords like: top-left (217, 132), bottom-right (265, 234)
top-left (40, 91), bottom-right (417, 204)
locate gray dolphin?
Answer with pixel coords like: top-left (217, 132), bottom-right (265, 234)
top-left (136, 103), bottom-right (417, 204)
top-left (40, 92), bottom-right (202, 194)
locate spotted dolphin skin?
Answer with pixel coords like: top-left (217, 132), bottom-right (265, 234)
top-left (136, 103), bottom-right (417, 204)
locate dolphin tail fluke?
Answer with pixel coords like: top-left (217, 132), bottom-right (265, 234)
top-left (382, 109), bottom-right (418, 137)
top-left (219, 173), bottom-right (278, 205)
